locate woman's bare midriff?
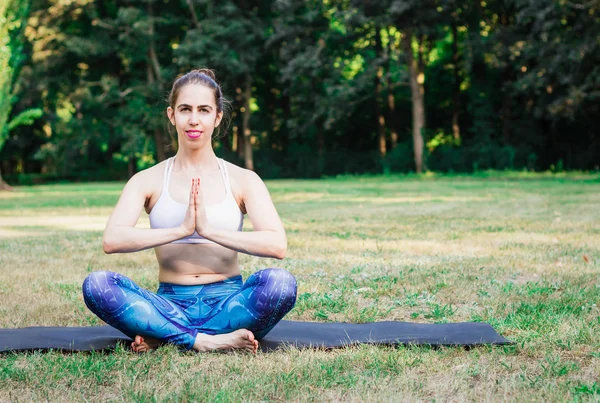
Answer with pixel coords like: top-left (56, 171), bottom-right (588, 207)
top-left (155, 243), bottom-right (240, 285)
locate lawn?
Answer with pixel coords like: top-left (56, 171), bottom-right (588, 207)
top-left (0, 173), bottom-right (599, 401)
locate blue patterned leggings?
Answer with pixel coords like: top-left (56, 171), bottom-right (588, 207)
top-left (82, 268), bottom-right (297, 350)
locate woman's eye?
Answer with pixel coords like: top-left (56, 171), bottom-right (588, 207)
top-left (201, 109), bottom-right (209, 113)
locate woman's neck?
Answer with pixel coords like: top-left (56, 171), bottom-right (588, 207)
top-left (174, 146), bottom-right (220, 172)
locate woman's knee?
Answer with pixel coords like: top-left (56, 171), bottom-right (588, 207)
top-left (260, 268), bottom-right (297, 304)
top-left (82, 270), bottom-right (121, 305)
top-left (83, 271), bottom-right (116, 291)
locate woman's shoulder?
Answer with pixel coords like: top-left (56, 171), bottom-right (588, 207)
top-left (221, 158), bottom-right (262, 185)
top-left (126, 158), bottom-right (170, 189)
top-left (220, 159), bottom-right (266, 211)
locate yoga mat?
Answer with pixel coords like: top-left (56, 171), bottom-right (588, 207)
top-left (0, 320), bottom-right (511, 353)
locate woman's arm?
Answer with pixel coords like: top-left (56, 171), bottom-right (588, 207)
top-left (102, 172), bottom-right (196, 254)
top-left (196, 170), bottom-right (287, 259)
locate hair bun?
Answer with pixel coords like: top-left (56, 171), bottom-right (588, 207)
top-left (193, 68), bottom-right (217, 81)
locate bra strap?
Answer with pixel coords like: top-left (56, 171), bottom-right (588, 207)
top-left (163, 157), bottom-right (175, 189)
top-left (218, 158), bottom-right (233, 195)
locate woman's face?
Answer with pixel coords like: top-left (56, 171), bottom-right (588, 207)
top-left (167, 84), bottom-right (223, 147)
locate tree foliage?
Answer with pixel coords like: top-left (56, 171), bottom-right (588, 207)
top-left (0, 0), bottom-right (41, 188)
top-left (3, 0), bottom-right (599, 182)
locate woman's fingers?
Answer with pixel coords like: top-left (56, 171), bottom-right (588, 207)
top-left (178, 178), bottom-right (196, 237)
top-left (190, 178), bottom-right (197, 215)
top-left (189, 178), bottom-right (195, 205)
top-left (194, 177), bottom-right (209, 235)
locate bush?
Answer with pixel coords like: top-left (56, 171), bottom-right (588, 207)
top-left (5, 169), bottom-right (128, 186)
top-left (426, 139), bottom-right (534, 173)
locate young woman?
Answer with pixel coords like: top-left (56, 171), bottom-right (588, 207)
top-left (82, 69), bottom-right (297, 354)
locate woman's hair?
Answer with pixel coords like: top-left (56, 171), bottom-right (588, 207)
top-left (167, 68), bottom-right (231, 139)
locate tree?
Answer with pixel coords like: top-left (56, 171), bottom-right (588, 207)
top-left (21, 0), bottom-right (182, 179)
top-left (513, 0), bottom-right (600, 167)
top-left (401, 28), bottom-right (426, 173)
top-left (392, 0), bottom-right (439, 173)
top-left (447, 0), bottom-right (463, 141)
top-left (5, 0), bottom-right (600, 179)
top-left (348, 1), bottom-right (392, 158)
top-left (0, 0), bottom-right (41, 189)
top-left (271, 0), bottom-right (347, 174)
top-left (176, 0), bottom-right (271, 171)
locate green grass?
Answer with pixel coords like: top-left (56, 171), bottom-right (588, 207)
top-left (1, 173), bottom-right (599, 401)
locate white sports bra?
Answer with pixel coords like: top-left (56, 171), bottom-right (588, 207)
top-left (149, 157), bottom-right (243, 244)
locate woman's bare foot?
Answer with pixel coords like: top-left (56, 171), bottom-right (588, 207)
top-left (193, 329), bottom-right (259, 354)
top-left (131, 335), bottom-right (161, 353)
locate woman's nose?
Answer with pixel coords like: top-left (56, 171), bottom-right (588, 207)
top-left (189, 111), bottom-right (200, 124)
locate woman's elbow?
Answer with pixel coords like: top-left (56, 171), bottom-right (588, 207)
top-left (273, 247), bottom-right (286, 260)
top-left (272, 237), bottom-right (287, 260)
top-left (102, 234), bottom-right (116, 254)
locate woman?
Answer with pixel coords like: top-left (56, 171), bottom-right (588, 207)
top-left (82, 69), bottom-right (297, 354)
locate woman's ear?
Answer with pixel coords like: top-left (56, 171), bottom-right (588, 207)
top-left (214, 111), bottom-right (223, 128)
top-left (167, 107), bottom-right (175, 126)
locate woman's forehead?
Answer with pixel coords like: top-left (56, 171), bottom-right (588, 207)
top-left (177, 84), bottom-right (215, 106)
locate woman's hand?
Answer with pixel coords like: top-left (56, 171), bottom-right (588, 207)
top-left (179, 178), bottom-right (197, 237)
top-left (194, 178), bottom-right (209, 236)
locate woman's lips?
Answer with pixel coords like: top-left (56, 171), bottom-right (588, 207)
top-left (186, 130), bottom-right (202, 139)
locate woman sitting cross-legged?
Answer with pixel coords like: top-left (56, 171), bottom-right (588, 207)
top-left (82, 68), bottom-right (297, 354)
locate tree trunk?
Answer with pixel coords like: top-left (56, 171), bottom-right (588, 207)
top-left (316, 119), bottom-right (325, 174)
top-left (386, 27), bottom-right (398, 149)
top-left (235, 88), bottom-right (244, 160)
top-left (147, 2), bottom-right (166, 161)
top-left (232, 125), bottom-right (239, 153)
top-left (185, 0), bottom-right (200, 27)
top-left (403, 29), bottom-right (425, 173)
top-left (309, 75), bottom-right (325, 159)
top-left (500, 9), bottom-right (513, 144)
top-left (502, 90), bottom-right (511, 143)
top-left (317, 122), bottom-right (325, 157)
top-left (500, 9), bottom-right (515, 143)
top-left (154, 129), bottom-right (166, 161)
top-left (374, 25), bottom-right (387, 157)
top-left (149, 62), bottom-right (167, 162)
top-left (242, 74), bottom-right (254, 170)
top-left (147, 3), bottom-right (161, 85)
top-left (128, 156), bottom-right (137, 179)
top-left (281, 90), bottom-right (291, 153)
top-left (451, 17), bottom-right (461, 141)
top-left (0, 168), bottom-right (13, 191)
top-left (387, 84), bottom-right (397, 149)
top-left (417, 35), bottom-right (427, 130)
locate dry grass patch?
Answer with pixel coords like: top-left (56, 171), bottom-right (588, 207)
top-left (1, 175), bottom-right (599, 401)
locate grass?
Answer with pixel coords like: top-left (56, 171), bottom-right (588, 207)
top-left (1, 172), bottom-right (599, 401)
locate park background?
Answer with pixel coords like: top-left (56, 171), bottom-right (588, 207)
top-left (1, 1), bottom-right (600, 401)
top-left (1, 0), bottom-right (599, 186)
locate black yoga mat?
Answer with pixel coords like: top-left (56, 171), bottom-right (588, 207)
top-left (0, 320), bottom-right (511, 353)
